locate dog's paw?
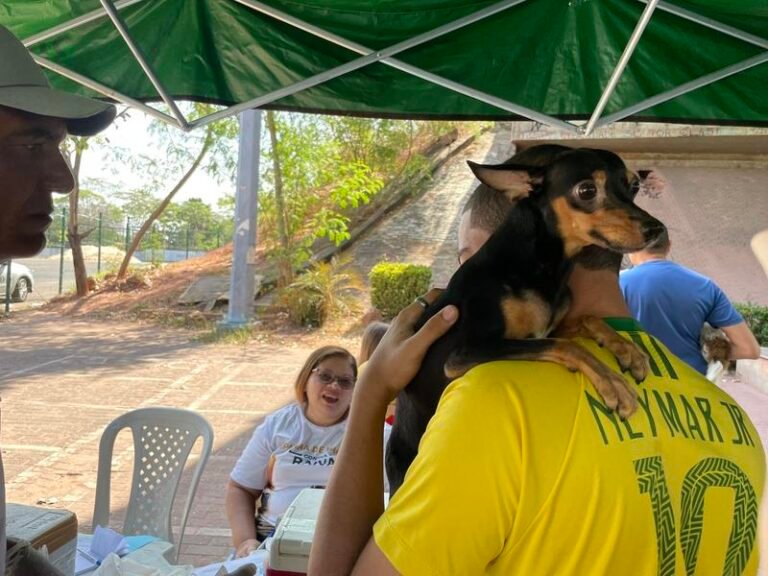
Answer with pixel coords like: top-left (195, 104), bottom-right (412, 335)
top-left (589, 364), bottom-right (639, 419)
top-left (601, 335), bottom-right (649, 383)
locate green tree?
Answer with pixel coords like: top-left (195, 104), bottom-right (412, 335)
top-left (115, 102), bottom-right (238, 278)
top-left (260, 112), bottom-right (385, 284)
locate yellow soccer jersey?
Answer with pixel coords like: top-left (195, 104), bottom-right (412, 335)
top-left (374, 319), bottom-right (765, 575)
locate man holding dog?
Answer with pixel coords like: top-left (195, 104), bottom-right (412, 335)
top-left (0, 24), bottom-right (116, 574)
top-left (621, 229), bottom-right (760, 374)
top-left (309, 146), bottom-right (765, 575)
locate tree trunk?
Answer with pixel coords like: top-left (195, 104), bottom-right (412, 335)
top-left (117, 137), bottom-right (212, 280)
top-left (65, 142), bottom-right (92, 297)
top-left (265, 111), bottom-right (293, 287)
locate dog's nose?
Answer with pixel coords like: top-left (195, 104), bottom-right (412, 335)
top-left (642, 221), bottom-right (665, 243)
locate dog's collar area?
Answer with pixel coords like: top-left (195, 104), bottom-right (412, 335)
top-left (603, 317), bottom-right (643, 332)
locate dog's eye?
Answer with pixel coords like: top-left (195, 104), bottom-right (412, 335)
top-left (629, 180), bottom-right (641, 196)
top-left (577, 182), bottom-right (597, 201)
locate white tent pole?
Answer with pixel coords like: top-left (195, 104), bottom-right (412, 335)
top-left (221, 109), bottom-right (262, 329)
top-left (23, 0), bottom-right (147, 47)
top-left (639, 0), bottom-right (768, 50)
top-left (33, 55), bottom-right (182, 128)
top-left (583, 0), bottom-right (660, 135)
top-left (227, 0), bottom-right (580, 133)
top-left (99, 0), bottom-right (189, 129)
top-left (595, 51), bottom-right (768, 128)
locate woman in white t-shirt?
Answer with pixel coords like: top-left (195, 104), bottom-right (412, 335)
top-left (225, 345), bottom-right (358, 558)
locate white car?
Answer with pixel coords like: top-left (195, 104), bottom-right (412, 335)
top-left (0, 261), bottom-right (34, 302)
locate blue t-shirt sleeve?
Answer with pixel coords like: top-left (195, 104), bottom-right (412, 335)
top-left (705, 282), bottom-right (743, 328)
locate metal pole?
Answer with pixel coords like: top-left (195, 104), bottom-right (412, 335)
top-left (193, 0), bottom-right (580, 134)
top-left (99, 0), bottom-right (188, 129)
top-left (583, 0), bottom-right (660, 135)
top-left (23, 0), bottom-right (147, 47)
top-left (638, 0), bottom-right (768, 50)
top-left (58, 207), bottom-right (67, 294)
top-left (97, 211), bottom-right (103, 274)
top-left (34, 56), bottom-right (181, 129)
top-left (4, 259), bottom-right (11, 316)
top-left (185, 224), bottom-right (191, 259)
top-left (221, 109), bottom-right (262, 329)
top-left (594, 51), bottom-right (768, 129)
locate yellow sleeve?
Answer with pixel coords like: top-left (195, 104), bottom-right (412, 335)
top-left (374, 374), bottom-right (522, 575)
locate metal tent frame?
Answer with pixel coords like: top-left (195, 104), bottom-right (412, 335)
top-left (23, 0), bottom-right (768, 134)
top-left (20, 0), bottom-right (768, 325)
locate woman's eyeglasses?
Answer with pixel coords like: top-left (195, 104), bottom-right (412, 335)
top-left (311, 368), bottom-right (355, 390)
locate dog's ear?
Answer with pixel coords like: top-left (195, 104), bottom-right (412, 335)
top-left (467, 161), bottom-right (542, 201)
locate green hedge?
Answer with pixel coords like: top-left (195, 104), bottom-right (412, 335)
top-left (734, 302), bottom-right (768, 346)
top-left (369, 262), bottom-right (432, 319)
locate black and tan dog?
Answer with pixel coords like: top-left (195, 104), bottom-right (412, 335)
top-left (385, 147), bottom-right (665, 494)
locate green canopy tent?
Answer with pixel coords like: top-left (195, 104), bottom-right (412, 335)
top-left (4, 0), bottom-right (767, 131)
top-left (3, 0), bottom-right (766, 323)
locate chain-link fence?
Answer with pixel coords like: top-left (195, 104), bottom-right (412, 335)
top-left (2, 208), bottom-right (231, 311)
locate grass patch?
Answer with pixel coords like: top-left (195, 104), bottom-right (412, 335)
top-left (197, 326), bottom-right (254, 344)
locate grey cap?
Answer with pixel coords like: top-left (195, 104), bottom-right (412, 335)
top-left (0, 25), bottom-right (116, 136)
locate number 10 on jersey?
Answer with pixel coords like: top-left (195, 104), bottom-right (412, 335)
top-left (634, 455), bottom-right (758, 576)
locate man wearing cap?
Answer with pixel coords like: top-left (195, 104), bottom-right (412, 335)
top-left (0, 24), bottom-right (115, 573)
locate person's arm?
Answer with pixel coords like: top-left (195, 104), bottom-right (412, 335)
top-left (227, 415), bottom-right (275, 557)
top-left (225, 480), bottom-right (263, 557)
top-left (308, 290), bottom-right (458, 576)
top-left (721, 321), bottom-right (761, 361)
top-left (706, 284), bottom-right (761, 361)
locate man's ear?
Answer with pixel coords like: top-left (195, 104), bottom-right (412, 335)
top-left (467, 161), bottom-right (542, 201)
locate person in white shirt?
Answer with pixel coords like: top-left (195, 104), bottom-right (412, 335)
top-left (225, 345), bottom-right (358, 558)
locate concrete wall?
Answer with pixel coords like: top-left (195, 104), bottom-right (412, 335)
top-left (505, 122), bottom-right (768, 306)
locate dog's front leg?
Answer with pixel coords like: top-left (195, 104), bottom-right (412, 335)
top-left (445, 338), bottom-right (638, 418)
top-left (556, 315), bottom-right (649, 382)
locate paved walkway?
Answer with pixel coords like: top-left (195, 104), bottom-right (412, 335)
top-left (0, 312), bottom-right (316, 566)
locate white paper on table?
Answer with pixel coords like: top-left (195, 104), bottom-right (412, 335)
top-left (75, 549), bottom-right (99, 576)
top-left (191, 550), bottom-right (268, 576)
top-left (91, 526), bottom-right (130, 560)
top-left (94, 553), bottom-right (193, 576)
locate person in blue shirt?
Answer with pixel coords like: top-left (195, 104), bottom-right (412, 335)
top-left (620, 229), bottom-right (760, 374)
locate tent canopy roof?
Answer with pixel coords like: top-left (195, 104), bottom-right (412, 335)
top-left (3, 0), bottom-right (767, 132)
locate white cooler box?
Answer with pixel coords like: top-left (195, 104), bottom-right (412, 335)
top-left (266, 488), bottom-right (324, 576)
top-left (6, 503), bottom-right (78, 575)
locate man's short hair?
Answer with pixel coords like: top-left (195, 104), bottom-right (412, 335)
top-left (463, 144), bottom-right (572, 232)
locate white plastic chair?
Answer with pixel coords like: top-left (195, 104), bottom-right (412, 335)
top-left (92, 407), bottom-right (214, 560)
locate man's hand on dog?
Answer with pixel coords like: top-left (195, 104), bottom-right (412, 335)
top-left (361, 288), bottom-right (459, 404)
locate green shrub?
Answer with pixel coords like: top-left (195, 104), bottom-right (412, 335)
top-left (279, 257), bottom-right (363, 327)
top-left (369, 262), bottom-right (432, 319)
top-left (734, 302), bottom-right (768, 346)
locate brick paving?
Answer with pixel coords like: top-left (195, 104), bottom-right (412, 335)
top-left (0, 312), bottom-right (315, 567)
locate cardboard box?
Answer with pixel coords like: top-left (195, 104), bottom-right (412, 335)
top-left (266, 488), bottom-right (324, 576)
top-left (6, 503), bottom-right (78, 575)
